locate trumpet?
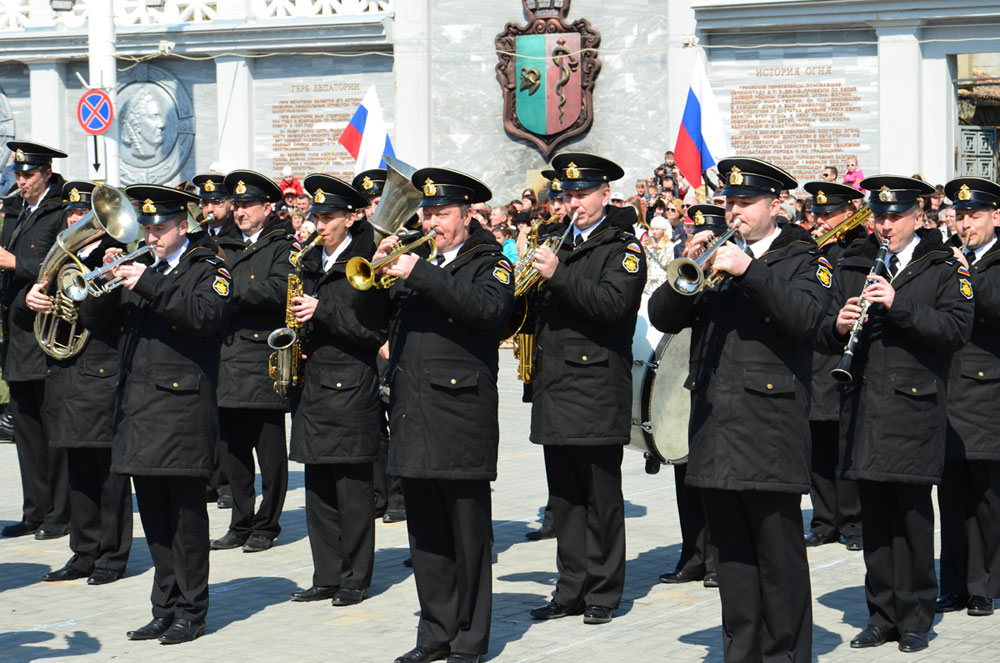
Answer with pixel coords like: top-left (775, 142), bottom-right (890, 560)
top-left (345, 231), bottom-right (438, 290)
top-left (666, 224), bottom-right (747, 295)
top-left (60, 245), bottom-right (159, 301)
top-left (830, 237), bottom-right (891, 384)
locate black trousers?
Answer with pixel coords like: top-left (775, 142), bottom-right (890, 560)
top-left (373, 408), bottom-right (404, 515)
top-left (673, 463), bottom-right (715, 577)
top-left (304, 463), bottom-right (375, 589)
top-left (701, 489), bottom-right (812, 663)
top-left (937, 459), bottom-right (1000, 598)
top-left (403, 477), bottom-right (492, 656)
top-left (858, 480), bottom-right (936, 634)
top-left (65, 447), bottom-right (132, 575)
top-left (133, 475), bottom-right (210, 624)
top-left (9, 379), bottom-right (69, 525)
top-left (543, 444), bottom-right (625, 610)
top-left (808, 420), bottom-right (861, 538)
top-left (218, 408), bottom-right (287, 538)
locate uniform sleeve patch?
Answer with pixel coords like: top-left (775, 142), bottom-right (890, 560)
top-left (626, 241), bottom-right (642, 254)
top-left (957, 265), bottom-right (970, 277)
top-left (493, 267), bottom-right (511, 285)
top-left (289, 249), bottom-right (300, 266)
top-left (217, 267), bottom-right (231, 279)
top-left (213, 276), bottom-right (230, 297)
top-left (816, 265), bottom-right (832, 288)
top-left (817, 256), bottom-right (833, 270)
top-left (959, 277), bottom-right (973, 300)
top-left (498, 258), bottom-right (513, 271)
top-left (292, 241), bottom-right (303, 252)
top-left (622, 253), bottom-right (640, 274)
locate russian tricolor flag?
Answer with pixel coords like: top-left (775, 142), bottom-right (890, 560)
top-left (338, 85), bottom-right (395, 176)
top-left (674, 50), bottom-right (730, 189)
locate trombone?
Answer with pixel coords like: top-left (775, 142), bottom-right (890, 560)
top-left (345, 231), bottom-right (438, 290)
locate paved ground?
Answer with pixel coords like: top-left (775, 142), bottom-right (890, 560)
top-left (1, 351), bottom-right (999, 663)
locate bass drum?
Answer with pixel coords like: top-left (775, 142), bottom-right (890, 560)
top-left (629, 295), bottom-right (691, 474)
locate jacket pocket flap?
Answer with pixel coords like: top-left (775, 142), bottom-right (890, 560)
top-left (320, 367), bottom-right (362, 390)
top-left (426, 368), bottom-right (478, 390)
top-left (239, 330), bottom-right (270, 343)
top-left (893, 377), bottom-right (937, 397)
top-left (960, 360), bottom-right (1000, 382)
top-left (155, 374), bottom-right (200, 392)
top-left (683, 371), bottom-right (702, 391)
top-left (743, 370), bottom-right (795, 395)
top-left (78, 364), bottom-right (115, 379)
top-left (563, 345), bottom-right (609, 366)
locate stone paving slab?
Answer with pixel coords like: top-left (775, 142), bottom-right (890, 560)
top-left (1, 351), bottom-right (999, 662)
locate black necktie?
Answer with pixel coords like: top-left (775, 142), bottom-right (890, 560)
top-left (965, 249), bottom-right (976, 265)
top-left (888, 255), bottom-right (899, 279)
top-left (244, 238), bottom-right (252, 249)
top-left (574, 233), bottom-right (584, 247)
top-left (435, 255), bottom-right (445, 266)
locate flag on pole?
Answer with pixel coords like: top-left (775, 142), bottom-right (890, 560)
top-left (673, 50), bottom-right (730, 189)
top-left (337, 85), bottom-right (395, 176)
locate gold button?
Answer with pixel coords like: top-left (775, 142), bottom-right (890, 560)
top-left (336, 382), bottom-right (342, 388)
top-left (766, 383), bottom-right (773, 390)
top-left (979, 371), bottom-right (985, 377)
top-left (694, 315), bottom-right (701, 322)
top-left (173, 382), bottom-right (179, 388)
top-left (981, 318), bottom-right (986, 323)
top-left (450, 378), bottom-right (457, 385)
top-left (119, 326), bottom-right (125, 332)
top-left (764, 316), bottom-right (771, 323)
top-left (911, 387), bottom-right (917, 393)
top-left (253, 333), bottom-right (259, 339)
top-left (99, 368), bottom-right (104, 374)
top-left (582, 355), bottom-right (588, 361)
top-left (690, 381), bottom-right (696, 387)
top-left (46, 369), bottom-right (51, 374)
top-left (171, 325), bottom-right (177, 331)
top-left (251, 274), bottom-right (255, 279)
top-left (447, 317), bottom-right (454, 323)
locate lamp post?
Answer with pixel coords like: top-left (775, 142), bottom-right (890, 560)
top-left (88, 0), bottom-right (119, 184)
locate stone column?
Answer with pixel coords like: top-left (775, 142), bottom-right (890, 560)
top-left (876, 24), bottom-right (922, 173)
top-left (28, 61), bottom-right (67, 149)
top-left (392, 0), bottom-right (431, 165)
top-left (215, 56), bottom-right (254, 170)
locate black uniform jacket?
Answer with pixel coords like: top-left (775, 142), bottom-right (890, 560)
top-left (359, 224), bottom-right (514, 481)
top-left (289, 229), bottom-right (386, 465)
top-left (1, 174), bottom-right (67, 381)
top-left (81, 235), bottom-right (232, 478)
top-left (215, 214), bottom-right (298, 410)
top-left (649, 224), bottom-right (831, 494)
top-left (31, 237), bottom-right (124, 447)
top-left (817, 231), bottom-right (975, 484)
top-left (529, 205), bottom-right (646, 447)
top-left (945, 229), bottom-right (1000, 462)
top-left (810, 225), bottom-right (868, 422)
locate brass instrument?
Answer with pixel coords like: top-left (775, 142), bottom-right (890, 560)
top-left (345, 231), bottom-right (438, 290)
top-left (370, 156), bottom-right (423, 245)
top-left (830, 238), bottom-right (891, 384)
top-left (61, 245), bottom-right (159, 301)
top-left (814, 205), bottom-right (872, 248)
top-left (665, 224), bottom-right (747, 296)
top-left (2, 188), bottom-right (22, 200)
top-left (267, 233), bottom-right (323, 398)
top-left (34, 185), bottom-right (140, 359)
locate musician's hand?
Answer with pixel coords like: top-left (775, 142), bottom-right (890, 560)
top-left (712, 242), bottom-right (752, 277)
top-left (103, 247), bottom-right (123, 265)
top-left (290, 294), bottom-right (317, 323)
top-left (835, 296), bottom-right (864, 336)
top-left (378, 341), bottom-right (389, 361)
top-left (384, 252), bottom-right (419, 281)
top-left (683, 230), bottom-right (716, 261)
top-left (116, 262), bottom-right (147, 291)
top-left (863, 274), bottom-right (895, 310)
top-left (532, 244), bottom-right (559, 280)
top-left (0, 246), bottom-right (15, 270)
top-left (373, 236), bottom-right (398, 264)
top-left (953, 247), bottom-right (970, 269)
top-left (26, 281), bottom-right (52, 314)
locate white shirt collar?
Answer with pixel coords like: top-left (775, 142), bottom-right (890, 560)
top-left (439, 245), bottom-right (461, 266)
top-left (164, 239), bottom-right (190, 271)
top-left (26, 185), bottom-right (51, 214)
top-left (747, 224), bottom-right (780, 259)
top-left (889, 235), bottom-right (920, 272)
top-left (971, 236), bottom-right (996, 264)
top-left (241, 228), bottom-right (263, 245)
top-left (322, 235), bottom-right (352, 272)
top-left (573, 215), bottom-right (605, 246)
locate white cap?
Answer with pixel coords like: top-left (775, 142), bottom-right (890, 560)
top-left (208, 161), bottom-right (222, 174)
top-left (651, 217), bottom-right (671, 230)
top-left (611, 191), bottom-right (625, 201)
top-left (282, 166), bottom-right (293, 177)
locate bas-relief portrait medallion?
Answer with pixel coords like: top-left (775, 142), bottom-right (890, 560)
top-left (0, 88), bottom-right (15, 168)
top-left (117, 64), bottom-right (194, 185)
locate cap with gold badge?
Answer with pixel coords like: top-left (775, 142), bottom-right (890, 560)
top-left (303, 174), bottom-right (368, 213)
top-left (717, 157), bottom-right (798, 198)
top-left (686, 204), bottom-right (728, 234)
top-left (352, 169), bottom-right (387, 200)
top-left (411, 167), bottom-right (492, 208)
top-left (6, 140), bottom-right (68, 172)
top-left (550, 152), bottom-right (624, 192)
top-left (223, 170), bottom-right (283, 203)
top-left (541, 168), bottom-right (563, 200)
top-left (62, 180), bottom-right (96, 211)
top-left (802, 181), bottom-right (864, 214)
top-left (944, 177), bottom-right (1000, 211)
top-left (125, 184), bottom-right (199, 225)
top-left (192, 173), bottom-right (229, 201)
top-left (860, 175), bottom-right (935, 214)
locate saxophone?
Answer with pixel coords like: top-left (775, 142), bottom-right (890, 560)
top-left (267, 234), bottom-right (323, 398)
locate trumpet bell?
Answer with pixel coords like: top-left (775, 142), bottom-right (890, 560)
top-left (345, 257), bottom-right (375, 291)
top-left (665, 257), bottom-right (704, 296)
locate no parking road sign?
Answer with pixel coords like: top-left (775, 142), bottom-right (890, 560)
top-left (77, 89), bottom-right (114, 135)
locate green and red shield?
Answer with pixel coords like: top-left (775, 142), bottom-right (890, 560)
top-left (514, 33), bottom-right (582, 137)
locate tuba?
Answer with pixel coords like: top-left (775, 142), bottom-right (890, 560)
top-left (34, 185), bottom-right (139, 359)
top-left (369, 156), bottom-right (423, 246)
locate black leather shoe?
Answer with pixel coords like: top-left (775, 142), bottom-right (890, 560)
top-left (844, 535), bottom-right (863, 551)
top-left (330, 588), bottom-right (367, 606)
top-left (35, 523), bottom-right (70, 540)
top-left (210, 530), bottom-right (250, 550)
top-left (804, 531), bottom-right (839, 547)
top-left (0, 411), bottom-right (14, 441)
top-left (217, 493), bottom-right (234, 509)
top-left (394, 645), bottom-right (450, 663)
top-left (158, 618), bottom-right (205, 645)
top-left (936, 593), bottom-right (968, 613)
top-left (703, 573), bottom-right (719, 588)
top-left (524, 525), bottom-right (556, 541)
top-left (446, 654), bottom-right (482, 663)
top-left (659, 568), bottom-right (703, 584)
top-left (897, 631), bottom-right (929, 652)
top-left (42, 565), bottom-right (88, 582)
top-left (850, 625), bottom-right (890, 649)
top-left (127, 617), bottom-right (173, 641)
top-left (403, 557), bottom-right (413, 567)
top-left (3, 521), bottom-right (40, 537)
top-left (205, 486), bottom-right (219, 503)
top-left (967, 595), bottom-right (995, 616)
top-left (242, 534), bottom-right (274, 552)
top-left (290, 585), bottom-right (339, 602)
top-left (87, 568), bottom-right (122, 585)
top-left (530, 600), bottom-right (581, 620)
top-left (583, 605), bottom-right (613, 624)
top-left (383, 509), bottom-right (406, 523)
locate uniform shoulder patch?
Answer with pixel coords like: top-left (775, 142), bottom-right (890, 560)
top-left (493, 266), bottom-right (511, 285)
top-left (217, 267), bottom-right (231, 279)
top-left (959, 277), bottom-right (973, 300)
top-left (497, 258), bottom-right (513, 272)
top-left (817, 256), bottom-right (833, 270)
top-left (816, 262), bottom-right (833, 288)
top-left (625, 241), bottom-right (642, 254)
top-left (622, 252), bottom-right (640, 274)
top-left (292, 241), bottom-right (303, 252)
top-left (957, 265), bottom-right (970, 277)
top-left (213, 275), bottom-right (230, 297)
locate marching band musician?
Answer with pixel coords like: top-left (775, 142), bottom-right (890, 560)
top-left (935, 177), bottom-right (1000, 618)
top-left (818, 176), bottom-right (974, 653)
top-left (353, 168), bottom-right (385, 222)
top-left (80, 185), bottom-right (232, 644)
top-left (527, 153), bottom-right (646, 626)
top-left (211, 171), bottom-right (297, 553)
top-left (287, 174), bottom-right (385, 607)
top-left (193, 173), bottom-right (241, 242)
top-left (649, 158), bottom-right (829, 663)
top-left (358, 167), bottom-right (513, 663)
top-left (25, 181), bottom-right (132, 584)
top-left (0, 141), bottom-right (71, 540)
top-left (801, 181), bottom-right (866, 552)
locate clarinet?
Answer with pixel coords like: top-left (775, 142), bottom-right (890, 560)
top-left (830, 238), bottom-right (891, 384)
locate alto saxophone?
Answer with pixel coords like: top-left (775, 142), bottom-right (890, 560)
top-left (267, 234), bottom-right (323, 397)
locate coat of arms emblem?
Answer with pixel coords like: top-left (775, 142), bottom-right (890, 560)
top-left (495, 0), bottom-right (602, 158)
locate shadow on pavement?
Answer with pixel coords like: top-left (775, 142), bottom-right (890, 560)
top-left (486, 591), bottom-right (560, 661)
top-left (0, 563), bottom-right (51, 593)
top-left (816, 585), bottom-right (868, 629)
top-left (207, 575), bottom-right (298, 632)
top-left (0, 630), bottom-right (100, 661)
